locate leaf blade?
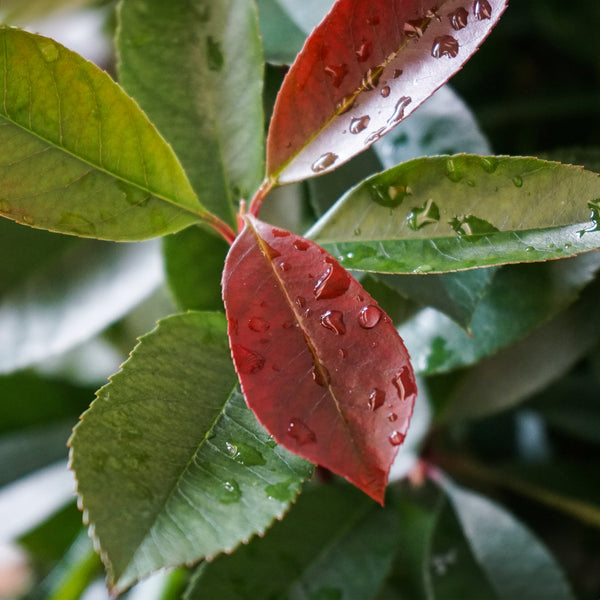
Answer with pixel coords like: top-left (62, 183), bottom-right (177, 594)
top-left (266, 0), bottom-right (507, 184)
top-left (222, 216), bottom-right (416, 504)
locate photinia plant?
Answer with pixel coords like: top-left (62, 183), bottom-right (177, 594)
top-left (1, 0), bottom-right (599, 597)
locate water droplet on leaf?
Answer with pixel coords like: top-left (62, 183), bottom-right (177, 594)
top-left (279, 261), bottom-right (292, 271)
top-left (393, 69), bottom-right (403, 79)
top-left (380, 85), bottom-right (391, 98)
top-left (356, 40), bottom-right (373, 62)
top-left (265, 479), bottom-right (296, 502)
top-left (404, 20), bottom-right (424, 38)
top-left (449, 215), bottom-right (499, 240)
top-left (271, 227), bottom-right (290, 238)
top-left (314, 260), bottom-right (351, 299)
top-left (407, 198), bottom-right (440, 230)
top-left (349, 115), bottom-right (371, 134)
top-left (206, 36), bottom-right (225, 71)
top-left (312, 364), bottom-right (331, 387)
top-left (320, 310), bottom-right (346, 335)
top-left (449, 7), bottom-right (469, 29)
top-left (233, 345), bottom-right (265, 374)
top-left (432, 35), bottom-right (459, 59)
top-left (480, 156), bottom-right (499, 173)
top-left (325, 63), bottom-right (348, 87)
top-left (248, 317), bottom-right (270, 332)
top-left (392, 366), bottom-right (417, 401)
top-left (312, 152), bottom-right (339, 173)
top-left (388, 96), bottom-right (412, 125)
top-left (358, 305), bottom-right (382, 328)
top-left (445, 158), bottom-right (464, 182)
top-left (287, 419), bottom-right (317, 444)
top-left (219, 480), bottom-right (242, 504)
top-left (294, 239), bottom-right (310, 251)
top-left (389, 431), bottom-right (406, 446)
top-left (365, 126), bottom-right (386, 144)
top-left (225, 442), bottom-right (266, 466)
top-left (262, 240), bottom-right (281, 260)
top-left (388, 413), bottom-right (398, 422)
top-left (473, 0), bottom-right (493, 20)
top-left (368, 389), bottom-right (386, 410)
top-left (362, 66), bottom-right (382, 90)
top-left (37, 39), bottom-right (59, 62)
top-left (512, 175), bottom-right (523, 187)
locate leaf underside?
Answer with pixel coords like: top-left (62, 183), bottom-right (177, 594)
top-left (222, 216), bottom-right (416, 504)
top-left (266, 0), bottom-right (507, 184)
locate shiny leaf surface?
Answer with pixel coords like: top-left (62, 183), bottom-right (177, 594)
top-left (311, 156), bottom-right (600, 273)
top-left (0, 27), bottom-right (204, 240)
top-left (222, 216), bottom-right (416, 503)
top-left (266, 0), bottom-right (507, 184)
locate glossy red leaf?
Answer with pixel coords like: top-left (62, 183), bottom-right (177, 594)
top-left (266, 0), bottom-right (507, 184)
top-left (222, 216), bottom-right (416, 504)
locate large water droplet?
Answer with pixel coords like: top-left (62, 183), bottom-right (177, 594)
top-left (445, 158), bottom-right (464, 182)
top-left (248, 317), bottom-right (270, 332)
top-left (356, 40), bottom-right (373, 62)
top-left (358, 305), bottom-right (382, 328)
top-left (219, 480), bottom-right (242, 504)
top-left (325, 63), bottom-right (348, 88)
top-left (407, 198), bottom-right (440, 231)
top-left (449, 215), bottom-right (499, 240)
top-left (312, 152), bottom-right (339, 173)
top-left (473, 0), bottom-right (493, 20)
top-left (294, 239), bottom-right (310, 251)
top-left (480, 156), bottom-right (499, 173)
top-left (37, 39), bottom-right (59, 62)
top-left (225, 441), bottom-right (266, 466)
top-left (271, 227), bottom-right (290, 238)
top-left (362, 66), bottom-right (382, 90)
top-left (579, 200), bottom-right (600, 236)
top-left (349, 115), bottom-right (371, 135)
top-left (380, 85), bottom-right (391, 98)
top-left (287, 419), bottom-right (316, 444)
top-left (265, 479), bottom-right (296, 502)
top-left (389, 431), bottom-right (406, 446)
top-left (312, 364), bottom-right (331, 387)
top-left (388, 96), bottom-right (412, 125)
top-left (320, 310), bottom-right (346, 335)
top-left (392, 366), bottom-right (417, 401)
top-left (369, 182), bottom-right (411, 208)
top-left (368, 389), bottom-right (386, 411)
top-left (314, 260), bottom-right (351, 299)
top-left (262, 240), bottom-right (281, 260)
top-left (432, 36), bottom-right (459, 59)
top-left (233, 345), bottom-right (265, 374)
top-left (449, 7), bottom-right (469, 29)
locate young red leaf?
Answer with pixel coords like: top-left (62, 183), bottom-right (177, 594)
top-left (222, 216), bottom-right (416, 504)
top-left (266, 0), bottom-right (507, 184)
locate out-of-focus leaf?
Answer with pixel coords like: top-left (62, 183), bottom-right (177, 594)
top-left (374, 85), bottom-right (491, 168)
top-left (399, 252), bottom-right (600, 375)
top-left (256, 0), bottom-right (306, 65)
top-left (185, 483), bottom-right (398, 600)
top-left (266, 0), bottom-right (507, 185)
top-left (382, 268), bottom-right (497, 332)
top-left (275, 0), bottom-right (334, 34)
top-left (223, 217), bottom-right (416, 504)
top-left (0, 0), bottom-right (96, 24)
top-left (117, 0), bottom-right (264, 226)
top-left (70, 312), bottom-right (312, 592)
top-left (436, 272), bottom-right (600, 421)
top-left (0, 27), bottom-right (205, 240)
top-left (162, 227), bottom-right (228, 312)
top-left (311, 156), bottom-right (600, 273)
top-left (433, 475), bottom-right (575, 600)
top-left (0, 240), bottom-right (162, 374)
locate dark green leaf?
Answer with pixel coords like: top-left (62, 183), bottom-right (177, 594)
top-left (162, 227), bottom-right (228, 312)
top-left (117, 0), bottom-right (264, 226)
top-left (399, 253), bottom-right (600, 375)
top-left (434, 476), bottom-right (575, 600)
top-left (0, 0), bottom-right (95, 24)
top-left (70, 312), bottom-right (312, 592)
top-left (311, 156), bottom-right (600, 273)
top-left (185, 483), bottom-right (398, 600)
top-left (0, 27), bottom-right (205, 240)
top-left (257, 0), bottom-right (306, 65)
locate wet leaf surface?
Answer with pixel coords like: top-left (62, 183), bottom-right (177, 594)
top-left (222, 216), bottom-right (416, 503)
top-left (266, 0), bottom-right (507, 184)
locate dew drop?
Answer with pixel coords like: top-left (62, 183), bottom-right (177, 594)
top-left (388, 96), bottom-right (412, 125)
top-left (282, 320), bottom-right (294, 329)
top-left (312, 364), bottom-right (331, 387)
top-left (37, 39), bottom-right (59, 62)
top-left (393, 69), bottom-right (403, 79)
top-left (320, 310), bottom-right (346, 335)
top-left (312, 152), bottom-right (339, 173)
top-left (356, 40), bottom-right (373, 62)
top-left (449, 7), bottom-right (469, 29)
top-left (480, 156), bottom-right (499, 173)
top-left (335, 94), bottom-right (356, 115)
top-left (389, 431), bottom-right (406, 446)
top-left (392, 366), bottom-right (417, 401)
top-left (362, 66), bottom-right (382, 90)
top-left (380, 85), bottom-right (391, 98)
top-left (512, 175), bottom-right (523, 188)
top-left (219, 480), bottom-right (242, 504)
top-left (0, 199), bottom-right (10, 214)
top-left (271, 227), bottom-right (289, 238)
top-left (388, 413), bottom-right (398, 422)
top-left (287, 419), bottom-right (316, 444)
top-left (265, 479), bottom-right (295, 502)
top-left (353, 227), bottom-right (362, 236)
top-left (358, 305), bottom-right (382, 328)
top-left (367, 15), bottom-right (380, 26)
top-left (225, 441), bottom-right (266, 466)
top-left (349, 115), bottom-right (371, 134)
top-left (248, 317), bottom-right (270, 332)
top-left (473, 0), bottom-right (493, 20)
top-left (445, 158), bottom-right (464, 182)
top-left (449, 215), bottom-right (499, 240)
top-left (368, 389), bottom-right (386, 411)
top-left (325, 63), bottom-right (348, 88)
top-left (233, 345), bottom-right (265, 374)
top-left (262, 240), bottom-right (281, 260)
top-left (296, 296), bottom-right (306, 309)
top-left (338, 348), bottom-right (347, 359)
top-left (404, 20), bottom-right (424, 38)
top-left (279, 261), bottom-right (292, 271)
top-left (432, 35), bottom-right (459, 59)
top-left (22, 215), bottom-right (34, 225)
top-left (314, 261), bottom-right (351, 299)
top-left (365, 127), bottom-right (386, 145)
top-left (407, 198), bottom-right (440, 231)
top-left (294, 239), bottom-right (310, 251)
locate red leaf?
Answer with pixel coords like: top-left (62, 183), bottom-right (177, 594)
top-left (266, 0), bottom-right (507, 184)
top-left (222, 216), bottom-right (416, 504)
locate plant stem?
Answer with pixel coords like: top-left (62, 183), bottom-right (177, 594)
top-left (248, 177), bottom-right (276, 217)
top-left (205, 214), bottom-right (236, 245)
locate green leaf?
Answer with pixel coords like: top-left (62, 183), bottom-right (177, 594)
top-left (256, 0), bottom-right (306, 65)
top-left (185, 483), bottom-right (398, 600)
top-left (0, 239), bottom-right (162, 373)
top-left (117, 0), bottom-right (264, 226)
top-left (0, 0), bottom-right (96, 24)
top-left (310, 156), bottom-right (600, 273)
top-left (162, 227), bottom-right (228, 312)
top-left (435, 271), bottom-right (600, 421)
top-left (434, 476), bottom-right (576, 600)
top-left (0, 27), bottom-right (205, 240)
top-left (70, 312), bottom-right (312, 592)
top-left (399, 252), bottom-right (600, 375)
top-left (381, 268), bottom-right (497, 332)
